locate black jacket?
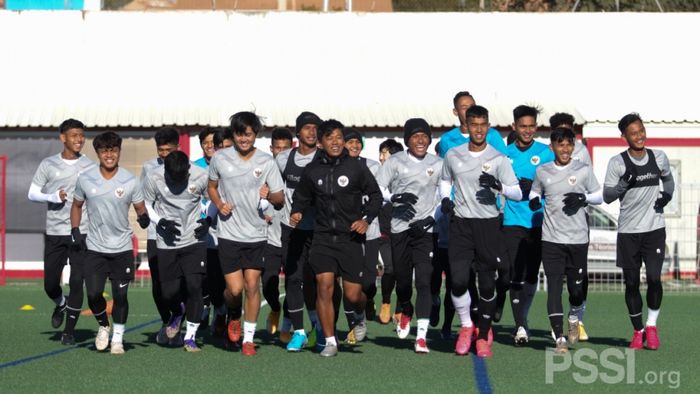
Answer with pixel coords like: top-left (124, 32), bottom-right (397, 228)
top-left (291, 150), bottom-right (382, 240)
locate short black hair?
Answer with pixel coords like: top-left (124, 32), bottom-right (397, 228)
top-left (550, 128), bottom-right (576, 144)
top-left (317, 119), bottom-right (344, 141)
top-left (59, 118), bottom-right (85, 134)
top-left (214, 127), bottom-right (234, 147)
top-left (93, 131), bottom-right (122, 151)
top-left (513, 105), bottom-right (539, 123)
top-left (198, 127), bottom-right (219, 144)
top-left (379, 139), bottom-right (404, 155)
top-left (549, 112), bottom-right (575, 129)
top-left (155, 127), bottom-right (180, 147)
top-left (618, 113), bottom-right (643, 134)
top-left (271, 127), bottom-right (293, 143)
top-left (163, 150), bottom-right (190, 182)
top-left (466, 105), bottom-right (489, 121)
top-left (230, 111), bottom-right (263, 135)
top-left (453, 91), bottom-right (473, 108)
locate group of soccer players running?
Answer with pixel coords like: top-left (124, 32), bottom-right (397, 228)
top-left (29, 90), bottom-right (674, 357)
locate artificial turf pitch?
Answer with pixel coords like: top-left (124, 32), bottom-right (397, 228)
top-left (0, 282), bottom-right (697, 393)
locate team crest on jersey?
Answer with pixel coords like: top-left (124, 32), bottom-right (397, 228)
top-left (426, 168), bottom-right (434, 177)
top-left (482, 163), bottom-right (492, 172)
top-left (530, 156), bottom-right (541, 165)
top-left (187, 184), bottom-right (197, 194)
top-left (253, 168), bottom-right (263, 178)
top-left (337, 175), bottom-right (349, 187)
top-left (115, 187), bottom-right (125, 199)
top-left (568, 176), bottom-right (577, 186)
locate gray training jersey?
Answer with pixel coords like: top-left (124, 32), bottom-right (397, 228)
top-left (73, 166), bottom-right (144, 253)
top-left (573, 141), bottom-right (592, 167)
top-left (441, 144), bottom-right (517, 219)
top-left (31, 154), bottom-right (96, 235)
top-left (275, 148), bottom-right (317, 231)
top-left (604, 149), bottom-right (671, 234)
top-left (209, 148), bottom-right (285, 243)
top-left (140, 158), bottom-right (163, 241)
top-left (142, 164), bottom-right (209, 249)
top-left (532, 161), bottom-right (601, 244)
top-left (376, 151), bottom-right (442, 234)
top-left (265, 206), bottom-right (283, 248)
top-left (363, 157), bottom-right (382, 240)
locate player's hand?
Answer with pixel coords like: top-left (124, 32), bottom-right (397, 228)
top-left (518, 178), bottom-right (533, 201)
top-left (157, 219), bottom-right (181, 237)
top-left (350, 219), bottom-right (369, 234)
top-left (290, 212), bottom-right (302, 227)
top-left (440, 197), bottom-right (455, 215)
top-left (264, 215), bottom-right (273, 224)
top-left (654, 192), bottom-right (672, 212)
top-left (217, 202), bottom-right (233, 216)
top-left (136, 213), bottom-right (151, 229)
top-left (619, 164), bottom-right (638, 190)
top-left (58, 190), bottom-right (68, 202)
top-left (259, 183), bottom-right (270, 200)
top-left (479, 172), bottom-right (502, 191)
top-left (392, 203), bottom-right (416, 221)
top-left (70, 227), bottom-right (87, 252)
top-left (528, 196), bottom-right (542, 211)
top-left (562, 192), bottom-right (587, 215)
top-left (408, 217), bottom-right (435, 238)
top-left (194, 217), bottom-right (212, 239)
top-left (390, 192), bottom-right (418, 205)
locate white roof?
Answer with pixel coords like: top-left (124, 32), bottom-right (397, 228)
top-left (1, 11), bottom-right (698, 128)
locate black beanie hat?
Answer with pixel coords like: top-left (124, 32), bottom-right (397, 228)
top-left (342, 127), bottom-right (364, 147)
top-left (295, 111), bottom-right (322, 133)
top-left (403, 118), bottom-right (432, 146)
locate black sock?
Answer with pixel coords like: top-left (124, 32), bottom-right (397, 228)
top-left (549, 314), bottom-right (564, 338)
top-left (64, 308), bottom-right (81, 335)
top-left (228, 307), bottom-right (242, 321)
top-left (94, 310), bottom-right (110, 327)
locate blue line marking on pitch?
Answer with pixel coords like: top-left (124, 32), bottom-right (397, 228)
top-left (0, 318), bottom-right (160, 370)
top-left (472, 356), bottom-right (493, 394)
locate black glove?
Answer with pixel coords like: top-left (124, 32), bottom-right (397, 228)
top-left (654, 192), bottom-right (672, 212)
top-left (408, 217), bottom-right (435, 238)
top-left (619, 164), bottom-right (638, 190)
top-left (562, 192), bottom-right (587, 215)
top-left (157, 219), bottom-right (181, 238)
top-left (519, 178), bottom-right (533, 201)
top-left (137, 213), bottom-right (150, 229)
top-left (391, 192), bottom-right (418, 205)
top-left (194, 217), bottom-right (212, 239)
top-left (70, 227), bottom-right (87, 252)
top-left (392, 204), bottom-right (417, 221)
top-left (528, 197), bottom-right (542, 211)
top-left (479, 172), bottom-right (502, 191)
top-left (440, 197), bottom-right (455, 215)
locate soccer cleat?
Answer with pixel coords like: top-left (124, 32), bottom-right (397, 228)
top-left (555, 337), bottom-right (568, 354)
top-left (156, 325), bottom-right (169, 345)
top-left (110, 341), bottom-right (125, 355)
top-left (475, 327), bottom-right (494, 346)
top-left (279, 330), bottom-right (292, 344)
top-left (396, 314), bottom-right (411, 339)
top-left (366, 302), bottom-right (376, 321)
top-left (476, 339), bottom-right (493, 358)
top-left (514, 326), bottom-right (529, 346)
top-left (568, 318), bottom-right (580, 345)
top-left (212, 314), bottom-right (226, 337)
top-left (227, 319), bottom-right (241, 343)
top-left (242, 341), bottom-right (256, 356)
top-left (455, 326), bottom-right (474, 355)
top-left (61, 332), bottom-right (76, 346)
top-left (184, 339), bottom-right (201, 352)
top-left (645, 326), bottom-right (660, 350)
top-left (286, 331), bottom-right (308, 352)
top-left (429, 301), bottom-right (440, 327)
top-left (320, 343), bottom-right (338, 357)
top-left (629, 330), bottom-right (645, 350)
top-left (345, 329), bottom-right (357, 345)
top-left (166, 304), bottom-right (185, 339)
top-left (51, 304), bottom-right (66, 329)
top-left (440, 328), bottom-right (453, 340)
top-left (95, 325), bottom-right (111, 351)
top-left (266, 310), bottom-right (280, 335)
top-left (200, 305), bottom-right (210, 331)
top-left (354, 318), bottom-right (367, 342)
top-left (393, 312), bottom-right (402, 325)
top-left (578, 322), bottom-right (589, 341)
top-left (379, 304), bottom-right (392, 324)
top-left (415, 338), bottom-right (430, 353)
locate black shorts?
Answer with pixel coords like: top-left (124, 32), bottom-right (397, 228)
top-left (448, 216), bottom-right (507, 273)
top-left (503, 226), bottom-right (542, 283)
top-left (206, 248), bottom-right (222, 278)
top-left (390, 229), bottom-right (434, 273)
top-left (84, 250), bottom-right (135, 281)
top-left (44, 234), bottom-right (72, 272)
top-left (156, 243), bottom-right (207, 282)
top-left (616, 228), bottom-right (666, 271)
top-left (541, 241), bottom-right (588, 277)
top-left (309, 235), bottom-right (364, 284)
top-left (281, 224), bottom-right (314, 278)
top-left (263, 243), bottom-right (283, 275)
top-left (218, 239), bottom-right (266, 274)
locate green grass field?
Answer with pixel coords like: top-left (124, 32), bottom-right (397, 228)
top-left (0, 281), bottom-right (697, 393)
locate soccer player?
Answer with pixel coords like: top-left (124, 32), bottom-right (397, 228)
top-left (143, 151), bottom-right (212, 352)
top-left (140, 127), bottom-right (181, 345)
top-left (27, 118), bottom-right (96, 344)
top-left (207, 112), bottom-right (285, 356)
top-left (603, 113), bottom-right (674, 350)
top-left (501, 105), bottom-right (554, 345)
top-left (290, 119), bottom-right (382, 357)
top-left (71, 131), bottom-right (149, 354)
top-left (275, 112), bottom-right (323, 351)
top-left (376, 118), bottom-right (442, 353)
top-left (529, 128), bottom-right (602, 353)
top-left (440, 105), bottom-right (521, 358)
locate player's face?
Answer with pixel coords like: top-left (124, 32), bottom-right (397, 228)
top-left (379, 148), bottom-right (392, 164)
top-left (96, 146), bottom-right (121, 170)
top-left (551, 139), bottom-right (574, 166)
top-left (321, 129), bottom-right (345, 158)
top-left (157, 143), bottom-right (179, 160)
top-left (270, 139), bottom-right (292, 158)
top-left (467, 116), bottom-right (489, 146)
top-left (453, 95), bottom-right (476, 126)
top-left (60, 128), bottom-right (85, 155)
top-left (345, 139), bottom-right (362, 158)
top-left (234, 127), bottom-right (257, 154)
top-left (298, 124), bottom-right (318, 148)
top-left (513, 115), bottom-right (537, 146)
top-left (408, 132), bottom-right (430, 158)
top-left (201, 134), bottom-right (216, 159)
top-left (623, 120), bottom-right (646, 151)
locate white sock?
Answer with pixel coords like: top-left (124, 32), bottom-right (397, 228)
top-left (294, 329), bottom-right (305, 336)
top-left (325, 336), bottom-right (337, 347)
top-left (451, 291), bottom-right (473, 328)
top-left (53, 295), bottom-right (66, 307)
top-left (416, 319), bottom-right (429, 340)
top-left (242, 321), bottom-right (256, 343)
top-left (185, 321), bottom-right (200, 341)
top-left (112, 323), bottom-right (125, 343)
top-left (309, 310), bottom-right (320, 329)
top-left (281, 317), bottom-right (293, 332)
top-left (646, 308), bottom-right (660, 327)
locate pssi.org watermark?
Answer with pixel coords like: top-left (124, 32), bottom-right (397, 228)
top-left (545, 347), bottom-right (681, 389)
